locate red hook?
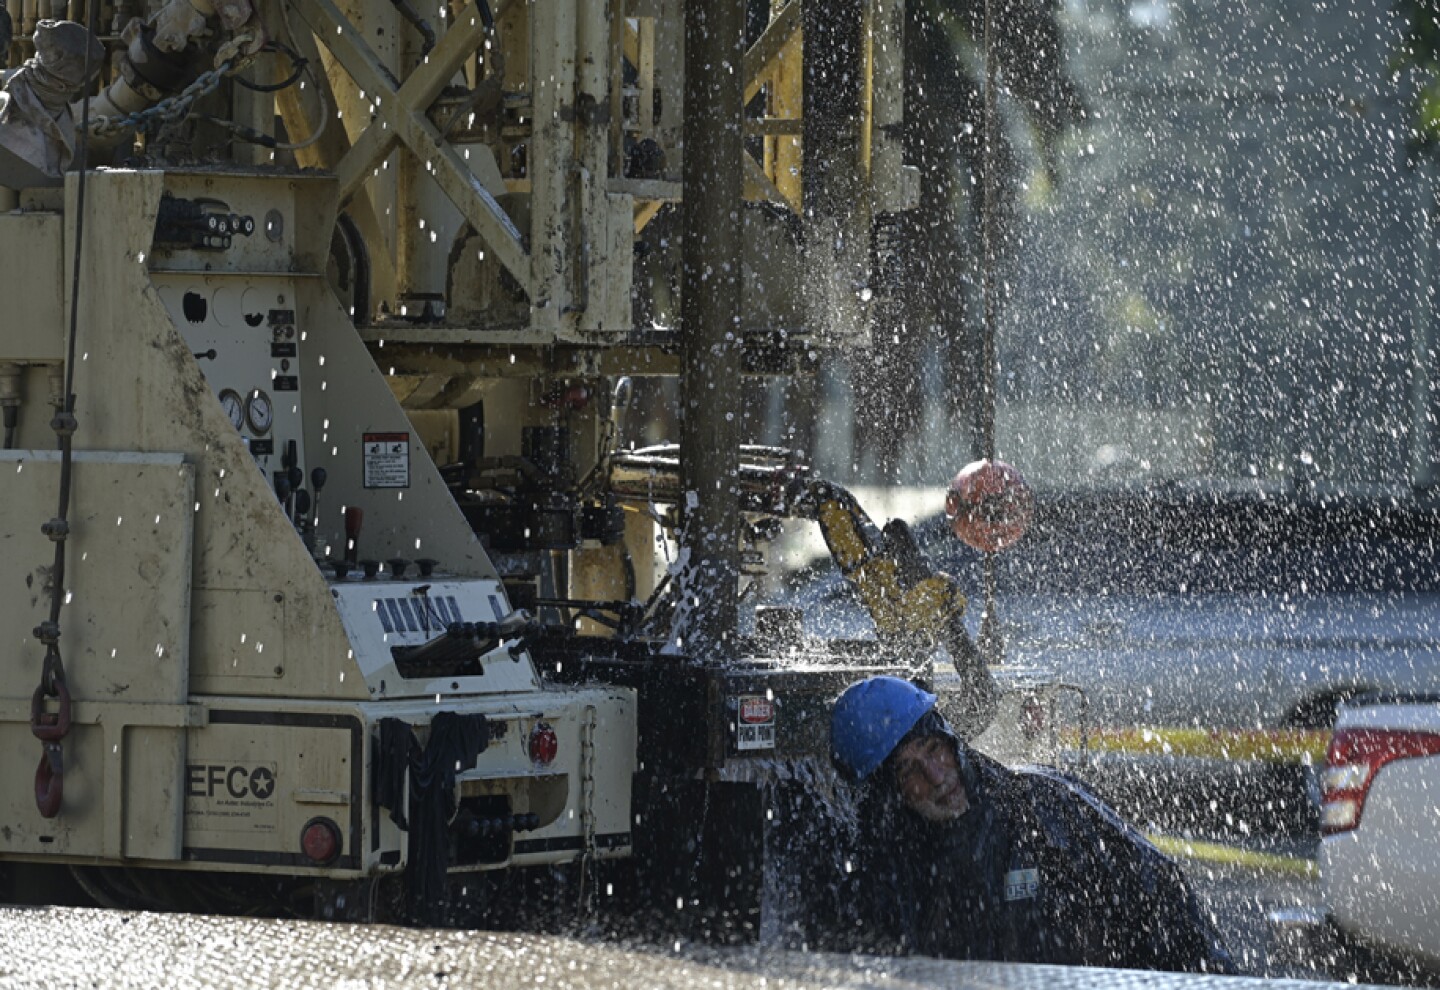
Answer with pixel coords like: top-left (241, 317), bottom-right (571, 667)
top-left (31, 672), bottom-right (72, 818)
top-left (35, 745), bottom-right (63, 819)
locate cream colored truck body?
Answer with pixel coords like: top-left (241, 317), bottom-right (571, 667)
top-left (0, 168), bottom-right (636, 878)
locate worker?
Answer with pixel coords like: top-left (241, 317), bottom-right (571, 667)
top-left (829, 675), bottom-right (1238, 973)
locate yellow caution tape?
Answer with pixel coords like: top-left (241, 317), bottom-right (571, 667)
top-left (1062, 726), bottom-right (1329, 765)
top-left (1145, 834), bottom-right (1318, 878)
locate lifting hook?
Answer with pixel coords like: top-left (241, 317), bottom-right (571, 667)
top-left (30, 666), bottom-right (72, 819)
top-left (34, 744), bottom-right (64, 819)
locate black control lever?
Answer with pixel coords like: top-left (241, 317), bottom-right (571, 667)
top-left (293, 489), bottom-right (313, 550)
top-left (493, 610), bottom-right (534, 640)
top-left (457, 611), bottom-right (535, 655)
top-left (489, 610), bottom-right (536, 662)
top-left (310, 467), bottom-right (327, 556)
top-left (390, 610), bottom-right (535, 676)
top-left (277, 441), bottom-right (302, 519)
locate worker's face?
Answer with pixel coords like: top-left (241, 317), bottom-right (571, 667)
top-left (892, 734), bottom-right (970, 823)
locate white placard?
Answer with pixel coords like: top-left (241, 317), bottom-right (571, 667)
top-left (363, 432), bottom-right (410, 488)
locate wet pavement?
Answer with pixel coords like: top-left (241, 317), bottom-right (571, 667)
top-left (0, 902), bottom-right (1397, 990)
top-left (1, 754), bottom-right (1432, 988)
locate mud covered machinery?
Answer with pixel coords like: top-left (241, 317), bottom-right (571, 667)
top-left (0, 0), bottom-right (1062, 938)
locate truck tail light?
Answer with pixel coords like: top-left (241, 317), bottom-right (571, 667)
top-left (1320, 727), bottom-right (1440, 835)
top-left (528, 722), bottom-right (558, 766)
top-left (301, 817), bottom-right (342, 864)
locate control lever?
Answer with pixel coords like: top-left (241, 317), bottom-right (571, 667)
top-left (293, 489), bottom-right (313, 550)
top-left (492, 610), bottom-right (533, 641)
top-left (345, 507), bottom-right (363, 565)
top-left (473, 610), bottom-right (536, 662)
top-left (449, 611), bottom-right (536, 658)
top-left (280, 442), bottom-right (302, 520)
top-left (390, 610), bottom-right (535, 675)
top-left (273, 472), bottom-right (292, 503)
top-left (310, 467), bottom-right (327, 555)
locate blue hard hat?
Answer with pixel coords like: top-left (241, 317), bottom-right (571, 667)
top-left (830, 676), bottom-right (938, 781)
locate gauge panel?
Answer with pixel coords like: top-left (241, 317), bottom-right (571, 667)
top-left (218, 388), bottom-right (245, 431)
top-left (159, 273), bottom-right (306, 471)
top-left (246, 389), bottom-right (274, 435)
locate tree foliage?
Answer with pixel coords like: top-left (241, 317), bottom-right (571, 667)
top-left (1394, 0), bottom-right (1440, 154)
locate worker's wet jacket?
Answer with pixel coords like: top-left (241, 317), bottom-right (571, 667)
top-left (846, 742), bottom-right (1238, 973)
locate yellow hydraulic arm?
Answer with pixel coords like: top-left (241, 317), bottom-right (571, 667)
top-left (802, 480), bottom-right (998, 739)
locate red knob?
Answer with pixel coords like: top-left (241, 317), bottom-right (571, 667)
top-left (344, 506), bottom-right (364, 563)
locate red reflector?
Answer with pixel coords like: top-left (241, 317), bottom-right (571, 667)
top-left (301, 817), bottom-right (342, 864)
top-left (1320, 727), bottom-right (1440, 835)
top-left (529, 722), bottom-right (558, 766)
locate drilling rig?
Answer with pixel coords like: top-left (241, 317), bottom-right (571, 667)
top-left (0, 0), bottom-right (1054, 939)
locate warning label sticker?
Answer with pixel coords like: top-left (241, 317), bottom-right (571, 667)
top-left (184, 763), bottom-right (279, 832)
top-left (733, 695), bottom-right (776, 751)
top-left (363, 432), bottom-right (410, 489)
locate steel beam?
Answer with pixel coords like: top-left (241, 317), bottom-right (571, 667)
top-left (293, 0), bottom-right (530, 291)
top-left (325, 4), bottom-right (490, 167)
top-left (742, 0), bottom-right (799, 104)
top-left (676, 0), bottom-right (745, 657)
top-left (526, 0), bottom-right (577, 332)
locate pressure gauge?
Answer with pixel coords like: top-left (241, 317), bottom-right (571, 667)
top-left (246, 389), bottom-right (274, 435)
top-left (218, 389), bottom-right (245, 431)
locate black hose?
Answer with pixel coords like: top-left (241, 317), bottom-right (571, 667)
top-left (336, 211), bottom-right (371, 323)
top-left (46, 0), bottom-right (101, 630)
top-left (234, 41), bottom-right (308, 93)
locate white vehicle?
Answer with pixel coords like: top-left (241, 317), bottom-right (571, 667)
top-left (1320, 694), bottom-right (1440, 973)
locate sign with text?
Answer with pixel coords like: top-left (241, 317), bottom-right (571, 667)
top-left (363, 432), bottom-right (410, 488)
top-left (184, 762), bottom-right (278, 833)
top-left (733, 695), bottom-right (776, 751)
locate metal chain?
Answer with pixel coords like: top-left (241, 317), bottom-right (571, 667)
top-left (576, 705), bottom-right (598, 913)
top-left (88, 59), bottom-right (236, 138)
top-left (29, 0), bottom-right (102, 819)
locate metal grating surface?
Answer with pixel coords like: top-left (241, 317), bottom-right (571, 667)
top-left (0, 907), bottom-right (1391, 990)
